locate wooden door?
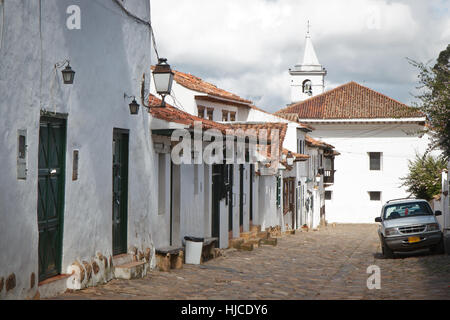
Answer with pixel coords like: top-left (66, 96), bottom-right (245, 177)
top-left (249, 164), bottom-right (254, 224)
top-left (112, 129), bottom-right (129, 255)
top-left (37, 116), bottom-right (66, 281)
top-left (239, 164), bottom-right (244, 229)
top-left (211, 165), bottom-right (222, 241)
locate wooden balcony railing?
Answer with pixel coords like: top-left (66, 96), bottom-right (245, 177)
top-left (324, 170), bottom-right (335, 184)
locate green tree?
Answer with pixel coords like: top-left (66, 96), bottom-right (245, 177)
top-left (409, 44), bottom-right (450, 157)
top-left (401, 153), bottom-right (447, 201)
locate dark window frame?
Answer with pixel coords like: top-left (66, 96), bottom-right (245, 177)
top-left (369, 152), bottom-right (382, 171)
top-left (369, 191), bottom-right (381, 201)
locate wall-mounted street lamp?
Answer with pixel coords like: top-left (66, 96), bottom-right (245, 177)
top-left (124, 93), bottom-right (140, 115)
top-left (55, 60), bottom-right (76, 84)
top-left (315, 173), bottom-right (321, 183)
top-left (152, 58), bottom-right (174, 108)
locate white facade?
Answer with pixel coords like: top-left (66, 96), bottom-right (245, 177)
top-left (0, 0), bottom-right (155, 299)
top-left (311, 122), bottom-right (430, 224)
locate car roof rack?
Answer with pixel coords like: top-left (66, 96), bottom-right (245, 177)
top-left (386, 198), bottom-right (418, 204)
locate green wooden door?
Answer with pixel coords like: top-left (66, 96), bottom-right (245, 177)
top-left (112, 130), bottom-right (129, 255)
top-left (37, 117), bottom-right (66, 282)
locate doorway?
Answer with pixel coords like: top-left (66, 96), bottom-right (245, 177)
top-left (112, 129), bottom-right (129, 256)
top-left (37, 116), bottom-right (67, 282)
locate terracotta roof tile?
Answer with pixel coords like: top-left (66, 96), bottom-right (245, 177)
top-left (305, 135), bottom-right (334, 149)
top-left (149, 94), bottom-right (229, 132)
top-left (282, 148), bottom-right (310, 161)
top-left (276, 82), bottom-right (424, 120)
top-left (151, 66), bottom-right (252, 105)
top-left (226, 122), bottom-right (288, 159)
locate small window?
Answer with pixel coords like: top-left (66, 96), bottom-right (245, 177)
top-left (222, 110), bottom-right (229, 122)
top-left (325, 191), bottom-right (332, 200)
top-left (229, 112), bottom-right (236, 122)
top-left (197, 106), bottom-right (205, 118)
top-left (297, 139), bottom-right (305, 154)
top-left (206, 108), bottom-right (214, 120)
top-left (72, 150), bottom-right (79, 181)
top-left (369, 152), bottom-right (382, 171)
top-left (369, 192), bottom-right (381, 201)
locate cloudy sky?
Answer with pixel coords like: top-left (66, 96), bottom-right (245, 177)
top-left (151, 0), bottom-right (450, 113)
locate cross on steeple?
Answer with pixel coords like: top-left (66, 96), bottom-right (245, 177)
top-left (307, 20), bottom-right (311, 35)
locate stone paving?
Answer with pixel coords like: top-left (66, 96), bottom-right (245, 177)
top-left (53, 224), bottom-right (450, 300)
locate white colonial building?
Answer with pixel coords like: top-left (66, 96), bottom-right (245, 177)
top-left (277, 32), bottom-right (430, 224)
top-left (0, 0), bottom-right (156, 299)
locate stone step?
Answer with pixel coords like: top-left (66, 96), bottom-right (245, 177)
top-left (261, 237), bottom-right (278, 246)
top-left (38, 273), bottom-right (72, 299)
top-left (250, 225), bottom-right (262, 232)
top-left (114, 261), bottom-right (147, 280)
top-left (256, 231), bottom-right (269, 240)
top-left (245, 238), bottom-right (262, 248)
top-left (240, 231), bottom-right (257, 240)
top-left (229, 238), bottom-right (245, 249)
top-left (239, 242), bottom-right (254, 251)
top-left (112, 253), bottom-right (133, 267)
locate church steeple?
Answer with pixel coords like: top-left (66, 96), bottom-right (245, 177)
top-left (289, 22), bottom-right (327, 103)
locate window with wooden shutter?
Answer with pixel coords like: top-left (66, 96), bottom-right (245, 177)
top-left (276, 176), bottom-right (281, 208)
top-left (369, 152), bottom-right (382, 171)
top-left (207, 108), bottom-right (214, 120)
top-left (222, 110), bottom-right (229, 121)
top-left (197, 106), bottom-right (205, 118)
top-left (283, 179), bottom-right (289, 213)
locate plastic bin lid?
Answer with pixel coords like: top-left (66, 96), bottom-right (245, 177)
top-left (184, 236), bottom-right (204, 242)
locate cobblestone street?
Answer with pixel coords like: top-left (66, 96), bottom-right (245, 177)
top-left (53, 224), bottom-right (450, 300)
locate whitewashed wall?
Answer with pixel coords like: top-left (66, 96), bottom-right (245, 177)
top-left (0, 0), bottom-right (154, 299)
top-left (311, 123), bottom-right (430, 224)
top-left (258, 175), bottom-right (280, 230)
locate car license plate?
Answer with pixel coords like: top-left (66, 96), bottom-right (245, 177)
top-left (408, 236), bottom-right (421, 243)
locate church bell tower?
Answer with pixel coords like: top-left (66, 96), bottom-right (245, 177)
top-left (289, 22), bottom-right (327, 103)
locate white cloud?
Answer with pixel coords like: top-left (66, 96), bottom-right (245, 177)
top-left (151, 0), bottom-right (450, 112)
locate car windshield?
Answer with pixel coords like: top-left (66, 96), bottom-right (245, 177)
top-left (383, 202), bottom-right (433, 220)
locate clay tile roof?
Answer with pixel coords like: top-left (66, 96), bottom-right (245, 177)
top-left (226, 122), bottom-right (288, 159)
top-left (305, 135), bottom-right (334, 149)
top-left (275, 81), bottom-right (425, 120)
top-left (151, 66), bottom-right (252, 105)
top-left (273, 113), bottom-right (314, 130)
top-left (282, 148), bottom-right (310, 161)
top-left (249, 106), bottom-right (313, 130)
top-left (148, 94), bottom-right (229, 133)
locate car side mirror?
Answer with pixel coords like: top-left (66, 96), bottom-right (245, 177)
top-left (435, 210), bottom-right (442, 216)
top-left (375, 217), bottom-right (382, 223)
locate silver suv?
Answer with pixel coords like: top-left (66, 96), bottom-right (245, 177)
top-left (375, 198), bottom-right (444, 258)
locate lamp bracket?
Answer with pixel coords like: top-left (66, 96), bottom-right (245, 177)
top-left (55, 59), bottom-right (70, 69)
top-left (124, 93), bottom-right (135, 100)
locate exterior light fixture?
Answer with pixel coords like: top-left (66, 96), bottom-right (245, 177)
top-left (125, 93), bottom-right (140, 115)
top-left (315, 173), bottom-right (321, 183)
top-left (61, 63), bottom-right (76, 84)
top-left (55, 60), bottom-right (76, 85)
top-left (287, 152), bottom-right (294, 166)
top-left (152, 58), bottom-right (174, 107)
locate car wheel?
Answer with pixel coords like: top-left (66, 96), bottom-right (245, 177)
top-left (430, 238), bottom-right (445, 255)
top-left (382, 242), bottom-right (394, 259)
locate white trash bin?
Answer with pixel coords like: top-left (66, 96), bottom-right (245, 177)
top-left (184, 236), bottom-right (204, 265)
